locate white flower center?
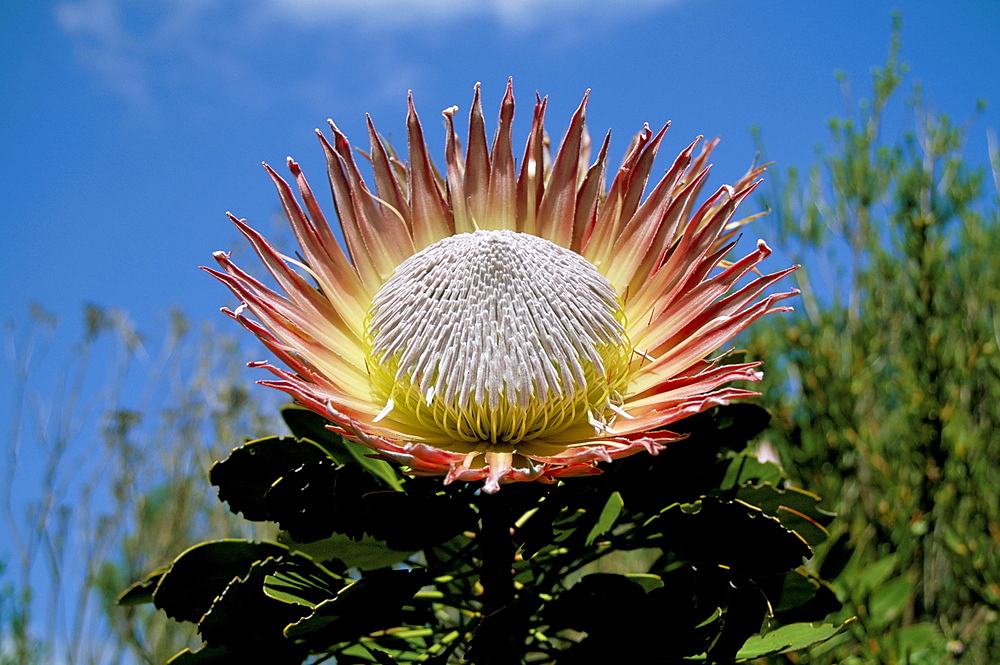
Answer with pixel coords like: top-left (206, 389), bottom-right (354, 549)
top-left (365, 230), bottom-right (632, 447)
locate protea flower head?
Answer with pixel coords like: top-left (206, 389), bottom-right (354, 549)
top-left (207, 80), bottom-right (798, 493)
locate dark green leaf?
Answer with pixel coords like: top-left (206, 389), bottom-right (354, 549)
top-left (210, 436), bottom-right (333, 521)
top-left (361, 489), bottom-right (478, 551)
top-left (117, 568), bottom-right (166, 606)
top-left (280, 532), bottom-right (415, 571)
top-left (623, 573), bottom-right (663, 593)
top-left (546, 574), bottom-right (648, 635)
top-left (733, 483), bottom-right (835, 547)
top-left (281, 405), bottom-right (403, 489)
top-left (198, 557), bottom-right (310, 655)
top-left (263, 558), bottom-right (345, 608)
top-left (284, 570), bottom-right (427, 649)
top-left (764, 569), bottom-right (841, 623)
top-left (264, 460), bottom-right (382, 542)
top-left (151, 540), bottom-right (289, 623)
top-left (652, 498), bottom-right (812, 576)
top-left (166, 645), bottom-right (239, 664)
top-left (166, 642), bottom-right (304, 665)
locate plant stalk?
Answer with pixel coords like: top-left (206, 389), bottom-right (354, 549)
top-left (470, 490), bottom-right (520, 665)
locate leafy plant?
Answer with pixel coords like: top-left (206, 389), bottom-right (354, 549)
top-left (122, 403), bottom-right (846, 664)
top-left (747, 17), bottom-right (1000, 664)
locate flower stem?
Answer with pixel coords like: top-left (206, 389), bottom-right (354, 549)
top-left (470, 490), bottom-right (520, 665)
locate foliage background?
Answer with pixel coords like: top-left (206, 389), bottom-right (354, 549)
top-left (744, 28), bottom-right (1000, 664)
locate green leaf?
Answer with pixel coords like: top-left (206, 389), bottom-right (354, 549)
top-left (734, 483), bottom-right (835, 547)
top-left (868, 576), bottom-right (912, 628)
top-left (623, 573), bottom-right (663, 593)
top-left (766, 568), bottom-right (841, 622)
top-left (151, 539), bottom-right (289, 623)
top-left (116, 568), bottom-right (166, 606)
top-left (586, 491), bottom-right (624, 545)
top-left (166, 642), bottom-right (303, 664)
top-left (651, 498), bottom-right (812, 576)
top-left (360, 488), bottom-right (478, 551)
top-left (281, 405), bottom-right (403, 490)
top-left (209, 436), bottom-right (333, 521)
top-left (700, 403), bottom-right (772, 452)
top-left (166, 645), bottom-right (237, 664)
top-left (263, 558), bottom-right (345, 608)
top-left (735, 620), bottom-right (854, 660)
top-left (893, 623), bottom-right (939, 659)
top-left (264, 460), bottom-right (382, 542)
top-left (198, 557), bottom-right (310, 654)
top-left (547, 574), bottom-right (648, 634)
top-left (854, 554), bottom-right (897, 597)
top-left (720, 453), bottom-right (783, 491)
top-left (284, 570), bottom-right (426, 649)
top-left (279, 532), bottom-right (416, 571)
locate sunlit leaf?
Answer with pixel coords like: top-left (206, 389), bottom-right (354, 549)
top-left (585, 491), bottom-right (624, 545)
top-left (283, 570), bottom-right (426, 650)
top-left (279, 532), bottom-right (415, 571)
top-left (117, 568), bottom-right (166, 606)
top-left (735, 620), bottom-right (854, 660)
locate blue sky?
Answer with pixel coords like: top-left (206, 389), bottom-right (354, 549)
top-left (3, 0), bottom-right (999, 334)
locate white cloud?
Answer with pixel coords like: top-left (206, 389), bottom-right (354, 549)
top-left (55, 0), bottom-right (155, 109)
top-left (54, 0), bottom-right (685, 113)
top-left (264, 0), bottom-right (683, 30)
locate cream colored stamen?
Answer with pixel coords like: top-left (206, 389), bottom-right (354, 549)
top-left (366, 230), bottom-right (632, 447)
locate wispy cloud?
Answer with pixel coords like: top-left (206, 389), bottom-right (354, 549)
top-left (263, 0), bottom-right (683, 30)
top-left (55, 0), bottom-right (155, 109)
top-left (55, 0), bottom-right (685, 113)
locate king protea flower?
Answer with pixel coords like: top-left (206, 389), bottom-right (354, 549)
top-left (207, 81), bottom-right (797, 493)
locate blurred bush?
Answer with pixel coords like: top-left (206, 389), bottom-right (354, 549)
top-left (746, 23), bottom-right (1000, 664)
